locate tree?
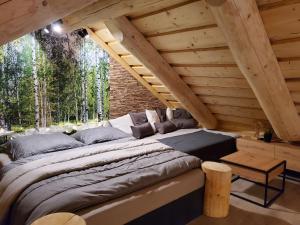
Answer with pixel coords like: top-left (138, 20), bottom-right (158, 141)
top-left (32, 32), bottom-right (40, 130)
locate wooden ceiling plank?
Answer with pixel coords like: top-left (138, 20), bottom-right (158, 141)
top-left (86, 27), bottom-right (172, 107)
top-left (208, 0), bottom-right (300, 140)
top-left (0, 0), bottom-right (98, 45)
top-left (105, 16), bottom-right (218, 128)
top-left (182, 77), bottom-right (250, 89)
top-left (63, 0), bottom-right (190, 31)
top-left (131, 0), bottom-right (215, 36)
top-left (148, 27), bottom-right (226, 51)
top-left (174, 66), bottom-right (243, 78)
top-left (162, 50), bottom-right (235, 64)
top-left (191, 86), bottom-right (256, 98)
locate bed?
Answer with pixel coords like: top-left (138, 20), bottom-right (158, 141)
top-left (0, 136), bottom-right (204, 225)
top-left (0, 127), bottom-right (236, 225)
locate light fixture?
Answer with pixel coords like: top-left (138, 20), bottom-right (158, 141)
top-left (43, 28), bottom-right (50, 34)
top-left (77, 29), bottom-right (89, 38)
top-left (52, 19), bottom-right (63, 33)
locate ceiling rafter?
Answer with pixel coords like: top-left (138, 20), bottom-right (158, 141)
top-left (105, 16), bottom-right (218, 128)
top-left (207, 0), bottom-right (300, 140)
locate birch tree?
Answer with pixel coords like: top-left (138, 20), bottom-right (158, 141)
top-left (32, 33), bottom-right (40, 130)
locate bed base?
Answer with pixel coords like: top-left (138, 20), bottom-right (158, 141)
top-left (126, 187), bottom-right (204, 225)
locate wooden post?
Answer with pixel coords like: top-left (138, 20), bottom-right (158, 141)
top-left (202, 161), bottom-right (232, 218)
top-left (206, 0), bottom-right (300, 141)
top-left (105, 16), bottom-right (218, 129)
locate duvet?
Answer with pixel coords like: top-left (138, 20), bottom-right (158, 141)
top-left (0, 139), bottom-right (201, 225)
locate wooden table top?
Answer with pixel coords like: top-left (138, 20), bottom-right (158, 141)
top-left (221, 151), bottom-right (284, 172)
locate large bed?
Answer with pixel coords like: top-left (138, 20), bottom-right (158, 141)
top-left (0, 128), bottom-right (237, 225)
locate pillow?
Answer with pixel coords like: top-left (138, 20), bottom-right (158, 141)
top-left (131, 123), bottom-right (154, 139)
top-left (129, 112), bottom-right (148, 126)
top-left (154, 121), bottom-right (177, 134)
top-left (98, 120), bottom-right (111, 127)
top-left (109, 114), bottom-right (134, 134)
top-left (145, 110), bottom-right (160, 132)
top-left (173, 108), bottom-right (193, 119)
top-left (9, 133), bottom-right (85, 160)
top-left (171, 118), bottom-right (198, 129)
top-left (166, 108), bottom-right (174, 121)
top-left (155, 108), bottom-right (167, 122)
top-left (72, 126), bottom-right (129, 145)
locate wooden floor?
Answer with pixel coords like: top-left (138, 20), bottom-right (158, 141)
top-left (189, 179), bottom-right (300, 225)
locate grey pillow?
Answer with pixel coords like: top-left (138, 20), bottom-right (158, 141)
top-left (72, 126), bottom-right (129, 145)
top-left (171, 118), bottom-right (198, 129)
top-left (173, 108), bottom-right (193, 119)
top-left (154, 121), bottom-right (177, 134)
top-left (155, 108), bottom-right (167, 122)
top-left (9, 133), bottom-right (85, 160)
top-left (131, 123), bottom-right (154, 139)
top-left (129, 112), bottom-right (148, 125)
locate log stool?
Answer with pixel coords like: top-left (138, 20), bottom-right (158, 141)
top-left (202, 161), bottom-right (232, 218)
top-left (31, 213), bottom-right (86, 225)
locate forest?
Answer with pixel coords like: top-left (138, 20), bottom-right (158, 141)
top-left (0, 29), bottom-right (110, 132)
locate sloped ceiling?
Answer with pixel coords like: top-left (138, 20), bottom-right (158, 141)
top-left (2, 0), bottom-right (300, 138)
top-left (64, 0), bottom-right (300, 137)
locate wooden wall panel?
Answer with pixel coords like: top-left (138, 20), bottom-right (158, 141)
top-left (147, 27), bottom-right (226, 51)
top-left (131, 0), bottom-right (215, 36)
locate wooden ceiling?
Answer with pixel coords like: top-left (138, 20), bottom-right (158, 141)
top-left (1, 0), bottom-right (300, 140)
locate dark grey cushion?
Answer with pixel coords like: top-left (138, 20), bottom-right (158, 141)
top-left (72, 126), bottom-right (129, 145)
top-left (9, 133), bottom-right (85, 160)
top-left (155, 108), bottom-right (167, 122)
top-left (129, 112), bottom-right (148, 125)
top-left (154, 121), bottom-right (177, 134)
top-left (173, 108), bottom-right (193, 119)
top-left (171, 118), bottom-right (198, 129)
top-left (131, 123), bottom-right (154, 139)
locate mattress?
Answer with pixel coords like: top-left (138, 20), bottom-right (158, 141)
top-left (158, 130), bottom-right (237, 161)
top-left (77, 168), bottom-right (204, 225)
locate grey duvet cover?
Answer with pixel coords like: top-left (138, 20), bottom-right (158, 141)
top-left (0, 139), bottom-right (201, 225)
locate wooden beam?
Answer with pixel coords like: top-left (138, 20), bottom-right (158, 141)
top-left (86, 27), bottom-right (172, 108)
top-left (63, 0), bottom-right (188, 31)
top-left (207, 0), bottom-right (300, 141)
top-left (0, 0), bottom-right (98, 45)
top-left (105, 16), bottom-right (218, 128)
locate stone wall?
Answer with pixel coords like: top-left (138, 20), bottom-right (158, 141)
top-left (109, 58), bottom-right (165, 118)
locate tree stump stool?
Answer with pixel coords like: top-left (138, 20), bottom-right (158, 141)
top-left (31, 213), bottom-right (86, 225)
top-left (202, 161), bottom-right (232, 218)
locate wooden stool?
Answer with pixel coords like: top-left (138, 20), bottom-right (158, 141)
top-left (31, 213), bottom-right (86, 225)
top-left (202, 161), bottom-right (232, 218)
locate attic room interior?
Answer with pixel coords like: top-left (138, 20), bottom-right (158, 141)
top-left (0, 0), bottom-right (300, 224)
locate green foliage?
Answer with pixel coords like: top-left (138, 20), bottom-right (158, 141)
top-left (0, 30), bottom-right (110, 129)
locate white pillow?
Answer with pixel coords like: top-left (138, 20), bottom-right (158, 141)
top-left (166, 108), bottom-right (174, 121)
top-left (98, 120), bottom-right (111, 127)
top-left (145, 110), bottom-right (160, 132)
top-left (109, 114), bottom-right (134, 134)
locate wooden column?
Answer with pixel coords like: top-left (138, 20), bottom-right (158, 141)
top-left (105, 16), bottom-right (218, 129)
top-left (207, 0), bottom-right (300, 141)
